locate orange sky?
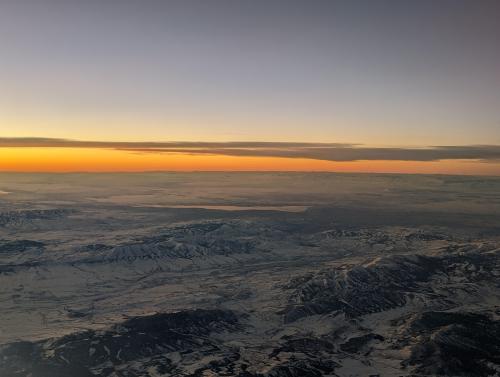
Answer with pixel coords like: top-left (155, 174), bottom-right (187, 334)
top-left (0, 147), bottom-right (499, 175)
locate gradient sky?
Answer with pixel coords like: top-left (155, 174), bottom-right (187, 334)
top-left (1, 0), bottom-right (500, 173)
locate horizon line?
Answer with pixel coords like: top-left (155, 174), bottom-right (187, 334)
top-left (2, 137), bottom-right (500, 163)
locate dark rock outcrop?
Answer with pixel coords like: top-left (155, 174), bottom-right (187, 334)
top-left (403, 311), bottom-right (500, 376)
top-left (0, 309), bottom-right (240, 377)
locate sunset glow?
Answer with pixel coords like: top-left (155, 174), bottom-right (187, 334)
top-left (0, 147), bottom-right (497, 175)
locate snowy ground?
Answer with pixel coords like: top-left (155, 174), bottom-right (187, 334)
top-left (1, 173), bottom-right (499, 376)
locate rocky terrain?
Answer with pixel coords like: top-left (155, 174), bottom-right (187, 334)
top-left (1, 172), bottom-right (500, 376)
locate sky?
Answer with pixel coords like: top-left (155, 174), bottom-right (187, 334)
top-left (1, 0), bottom-right (499, 174)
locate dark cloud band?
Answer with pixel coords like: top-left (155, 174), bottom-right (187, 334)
top-left (1, 137), bottom-right (500, 162)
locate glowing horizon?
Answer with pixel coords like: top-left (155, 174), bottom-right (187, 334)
top-left (1, 146), bottom-right (499, 176)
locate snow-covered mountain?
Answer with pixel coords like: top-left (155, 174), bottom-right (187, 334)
top-left (1, 173), bottom-right (500, 376)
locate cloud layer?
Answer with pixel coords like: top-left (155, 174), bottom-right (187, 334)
top-left (1, 138), bottom-right (500, 163)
